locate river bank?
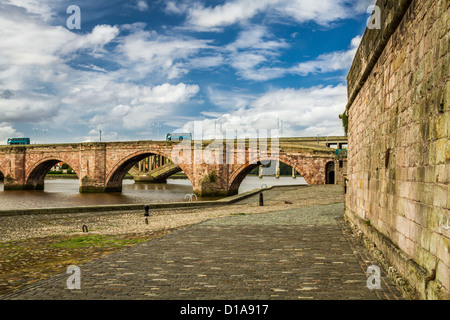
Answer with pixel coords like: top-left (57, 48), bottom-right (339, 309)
top-left (0, 176), bottom-right (307, 210)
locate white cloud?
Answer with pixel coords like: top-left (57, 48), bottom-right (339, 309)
top-left (136, 0), bottom-right (149, 11)
top-left (0, 123), bottom-right (22, 145)
top-left (223, 30), bottom-right (361, 81)
top-left (62, 25), bottom-right (120, 56)
top-left (3, 0), bottom-right (56, 22)
top-left (172, 0), bottom-right (375, 30)
top-left (182, 84), bottom-right (347, 138)
top-left (291, 35), bottom-right (361, 75)
top-left (0, 4), bottom-right (201, 142)
top-left (223, 25), bottom-right (289, 81)
top-left (207, 86), bottom-right (257, 111)
top-left (57, 77), bottom-right (200, 132)
top-left (186, 0), bottom-right (275, 30)
top-left (119, 83), bottom-right (200, 129)
top-left (0, 0), bottom-right (364, 143)
top-left (0, 4), bottom-right (119, 69)
top-left (115, 26), bottom-right (215, 80)
top-left (0, 91), bottom-right (59, 122)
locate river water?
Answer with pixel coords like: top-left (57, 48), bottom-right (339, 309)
top-left (0, 176), bottom-right (306, 210)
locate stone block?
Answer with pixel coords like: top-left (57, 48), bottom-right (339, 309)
top-left (396, 215), bottom-right (410, 238)
top-left (436, 259), bottom-right (450, 293)
top-left (432, 184), bottom-right (448, 208)
top-left (408, 220), bottom-right (424, 244)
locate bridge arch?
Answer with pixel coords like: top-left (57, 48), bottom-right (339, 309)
top-left (105, 150), bottom-right (193, 192)
top-left (229, 155), bottom-right (312, 194)
top-left (26, 157), bottom-right (79, 190)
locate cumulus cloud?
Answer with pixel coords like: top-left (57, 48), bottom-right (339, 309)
top-left (2, 0), bottom-right (57, 22)
top-left (115, 25), bottom-right (216, 80)
top-left (61, 25), bottom-right (120, 55)
top-left (0, 0), bottom-right (365, 143)
top-left (0, 91), bottom-right (59, 122)
top-left (222, 25), bottom-right (289, 81)
top-left (186, 0), bottom-right (274, 30)
top-left (168, 0), bottom-right (375, 30)
top-left (291, 35), bottom-right (362, 76)
top-left (0, 3), bottom-right (202, 142)
top-left (0, 123), bottom-right (22, 145)
top-left (0, 5), bottom-right (119, 70)
top-left (181, 84), bottom-right (347, 139)
top-left (207, 86), bottom-right (257, 111)
top-left (224, 32), bottom-right (361, 81)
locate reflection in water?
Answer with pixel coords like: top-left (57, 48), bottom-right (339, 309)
top-left (0, 176), bottom-right (306, 210)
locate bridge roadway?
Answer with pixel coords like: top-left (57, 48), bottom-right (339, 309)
top-left (0, 137), bottom-right (347, 197)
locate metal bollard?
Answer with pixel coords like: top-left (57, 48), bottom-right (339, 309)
top-left (144, 204), bottom-right (150, 217)
top-left (259, 192), bottom-right (264, 206)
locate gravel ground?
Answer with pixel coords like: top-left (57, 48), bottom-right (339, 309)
top-left (0, 185), bottom-right (344, 243)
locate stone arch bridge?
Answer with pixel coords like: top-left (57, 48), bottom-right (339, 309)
top-left (0, 138), bottom-right (342, 196)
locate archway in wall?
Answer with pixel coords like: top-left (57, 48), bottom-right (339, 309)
top-left (0, 169), bottom-right (4, 191)
top-left (325, 161), bottom-right (335, 185)
top-left (105, 152), bottom-right (192, 192)
top-left (229, 159), bottom-right (307, 194)
top-left (26, 159), bottom-right (79, 191)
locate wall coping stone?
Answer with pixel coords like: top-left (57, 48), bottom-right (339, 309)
top-left (346, 0), bottom-right (413, 111)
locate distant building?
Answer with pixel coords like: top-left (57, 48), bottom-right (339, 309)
top-left (50, 162), bottom-right (63, 172)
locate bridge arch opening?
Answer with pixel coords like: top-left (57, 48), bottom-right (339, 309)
top-left (105, 152), bottom-right (191, 193)
top-left (26, 159), bottom-right (79, 191)
top-left (230, 159), bottom-right (307, 194)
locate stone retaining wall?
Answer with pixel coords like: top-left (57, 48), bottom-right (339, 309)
top-left (345, 0), bottom-right (449, 299)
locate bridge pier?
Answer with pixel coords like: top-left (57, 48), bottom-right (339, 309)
top-left (134, 176), bottom-right (167, 184)
top-left (3, 182), bottom-right (39, 191)
top-left (191, 165), bottom-right (239, 197)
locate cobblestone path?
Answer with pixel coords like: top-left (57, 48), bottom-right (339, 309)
top-left (0, 203), bottom-right (403, 300)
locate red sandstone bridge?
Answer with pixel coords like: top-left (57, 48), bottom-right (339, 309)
top-left (0, 137), bottom-right (347, 196)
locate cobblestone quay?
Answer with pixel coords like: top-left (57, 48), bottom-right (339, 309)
top-left (0, 203), bottom-right (402, 300)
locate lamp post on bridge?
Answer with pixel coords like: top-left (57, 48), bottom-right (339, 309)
top-left (32, 127), bottom-right (39, 144)
top-left (89, 125), bottom-right (103, 142)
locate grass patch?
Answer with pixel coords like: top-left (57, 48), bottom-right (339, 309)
top-left (50, 234), bottom-right (147, 249)
top-left (230, 213), bottom-right (246, 216)
top-left (0, 231), bottom-right (171, 295)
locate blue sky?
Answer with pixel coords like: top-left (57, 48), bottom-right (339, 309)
top-left (0, 0), bottom-right (375, 144)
